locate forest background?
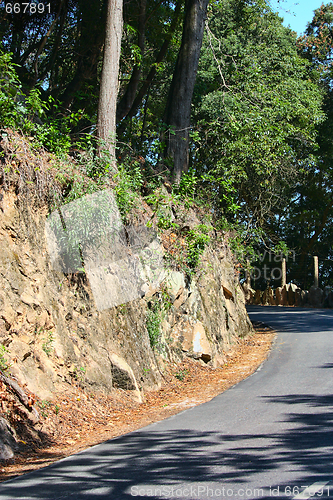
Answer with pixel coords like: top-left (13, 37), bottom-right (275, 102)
top-left (1, 0), bottom-right (333, 291)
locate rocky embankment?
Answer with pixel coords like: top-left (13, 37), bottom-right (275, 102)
top-left (0, 132), bottom-right (253, 459)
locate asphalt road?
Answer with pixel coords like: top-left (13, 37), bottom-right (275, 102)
top-left (1, 306), bottom-right (333, 500)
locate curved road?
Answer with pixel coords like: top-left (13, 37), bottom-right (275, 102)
top-left (1, 306), bottom-right (333, 499)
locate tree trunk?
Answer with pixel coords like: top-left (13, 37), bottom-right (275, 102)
top-left (60, 0), bottom-right (105, 110)
top-left (116, 0), bottom-right (183, 135)
top-left (163, 0), bottom-right (209, 184)
top-left (116, 0), bottom-right (146, 123)
top-left (97, 0), bottom-right (123, 164)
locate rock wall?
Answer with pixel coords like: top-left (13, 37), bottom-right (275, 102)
top-left (0, 182), bottom-right (253, 404)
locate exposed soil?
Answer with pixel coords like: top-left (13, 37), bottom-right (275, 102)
top-left (0, 321), bottom-right (275, 482)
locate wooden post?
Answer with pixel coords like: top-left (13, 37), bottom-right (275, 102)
top-left (314, 255), bottom-right (319, 288)
top-left (281, 258), bottom-right (286, 287)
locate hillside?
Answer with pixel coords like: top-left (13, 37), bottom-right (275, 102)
top-left (0, 130), bottom-right (265, 474)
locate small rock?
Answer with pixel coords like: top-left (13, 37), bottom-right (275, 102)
top-left (26, 310), bottom-right (36, 324)
top-left (20, 292), bottom-right (40, 307)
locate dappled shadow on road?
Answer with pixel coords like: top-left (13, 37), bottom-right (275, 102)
top-left (0, 428), bottom-right (277, 499)
top-left (1, 394), bottom-right (333, 498)
top-left (247, 306), bottom-right (333, 334)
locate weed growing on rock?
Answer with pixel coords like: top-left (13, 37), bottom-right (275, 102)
top-left (186, 224), bottom-right (212, 269)
top-left (114, 160), bottom-right (143, 221)
top-left (42, 331), bottom-right (54, 356)
top-left (0, 345), bottom-right (10, 372)
top-left (174, 369), bottom-right (188, 381)
top-left (36, 400), bottom-right (51, 418)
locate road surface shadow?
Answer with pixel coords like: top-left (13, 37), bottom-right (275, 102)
top-left (0, 393), bottom-right (333, 498)
top-left (247, 306), bottom-right (333, 334)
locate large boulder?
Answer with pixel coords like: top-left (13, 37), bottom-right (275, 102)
top-left (262, 287), bottom-right (275, 306)
top-left (242, 282), bottom-right (255, 305)
top-left (281, 285), bottom-right (289, 306)
top-left (253, 290), bottom-right (262, 305)
top-left (295, 288), bottom-right (302, 306)
top-left (287, 283), bottom-right (298, 306)
top-left (323, 287), bottom-right (332, 308)
top-left (300, 290), bottom-right (309, 306)
top-left (325, 291), bottom-right (333, 309)
top-left (308, 286), bottom-right (323, 308)
top-left (275, 287), bottom-right (283, 305)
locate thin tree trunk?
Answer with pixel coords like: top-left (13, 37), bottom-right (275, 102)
top-left (116, 0), bottom-right (146, 123)
top-left (97, 0), bottom-right (123, 165)
top-left (60, 0), bottom-right (105, 110)
top-left (33, 0), bottom-right (66, 81)
top-left (116, 0), bottom-right (183, 133)
top-left (163, 0), bottom-right (209, 184)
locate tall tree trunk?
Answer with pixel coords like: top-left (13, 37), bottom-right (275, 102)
top-left (163, 0), bottom-right (209, 184)
top-left (116, 0), bottom-right (183, 135)
top-left (60, 0), bottom-right (105, 110)
top-left (97, 0), bottom-right (123, 163)
top-left (116, 0), bottom-right (146, 123)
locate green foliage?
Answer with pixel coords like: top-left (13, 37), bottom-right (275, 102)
top-left (146, 287), bottom-right (173, 349)
top-left (24, 87), bottom-right (49, 120)
top-left (272, 241), bottom-right (289, 258)
top-left (36, 399), bottom-right (51, 418)
top-left (0, 0), bottom-right (330, 284)
top-left (298, 3), bottom-right (333, 75)
top-left (0, 49), bottom-right (23, 128)
top-left (42, 331), bottom-right (54, 356)
top-left (193, 0), bottom-right (324, 224)
top-left (0, 52), bottom-right (72, 156)
top-left (32, 122), bottom-right (71, 156)
top-left (175, 170), bottom-right (197, 203)
top-left (0, 345), bottom-right (10, 372)
top-left (174, 368), bottom-right (188, 381)
top-left (114, 159), bottom-right (144, 220)
top-left (76, 141), bottom-right (113, 181)
top-left (186, 224), bottom-right (211, 269)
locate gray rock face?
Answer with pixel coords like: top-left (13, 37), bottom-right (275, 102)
top-left (0, 417), bottom-right (18, 460)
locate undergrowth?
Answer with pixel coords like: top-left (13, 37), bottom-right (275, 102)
top-left (0, 49), bottom-right (217, 277)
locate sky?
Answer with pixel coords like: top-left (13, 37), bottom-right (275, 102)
top-left (272, 0), bottom-right (326, 34)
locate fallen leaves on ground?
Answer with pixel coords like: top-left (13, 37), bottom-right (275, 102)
top-left (0, 322), bottom-right (275, 481)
